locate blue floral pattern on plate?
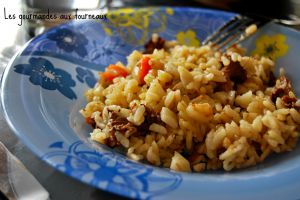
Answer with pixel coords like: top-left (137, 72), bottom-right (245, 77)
top-left (47, 27), bottom-right (88, 57)
top-left (43, 141), bottom-right (182, 199)
top-left (14, 57), bottom-right (77, 100)
top-left (76, 67), bottom-right (97, 88)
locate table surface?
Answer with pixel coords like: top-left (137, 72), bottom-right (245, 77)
top-left (1, 0), bottom-right (300, 199)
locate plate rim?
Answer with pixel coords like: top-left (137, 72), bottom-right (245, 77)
top-left (2, 6), bottom-right (300, 200)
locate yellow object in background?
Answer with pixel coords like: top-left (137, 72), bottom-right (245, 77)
top-left (252, 34), bottom-right (288, 60)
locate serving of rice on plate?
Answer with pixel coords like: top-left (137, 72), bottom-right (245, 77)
top-left (80, 34), bottom-right (300, 172)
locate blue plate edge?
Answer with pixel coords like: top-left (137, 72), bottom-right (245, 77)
top-left (1, 7), bottom-right (300, 200)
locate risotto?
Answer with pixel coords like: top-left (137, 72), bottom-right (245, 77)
top-left (80, 34), bottom-right (300, 172)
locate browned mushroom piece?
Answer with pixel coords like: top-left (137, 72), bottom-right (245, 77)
top-left (222, 61), bottom-right (247, 84)
top-left (136, 107), bottom-right (162, 135)
top-left (104, 111), bottom-right (137, 147)
top-left (102, 108), bottom-right (164, 147)
top-left (271, 75), bottom-right (298, 108)
top-left (215, 61), bottom-right (247, 92)
top-left (144, 36), bottom-right (166, 54)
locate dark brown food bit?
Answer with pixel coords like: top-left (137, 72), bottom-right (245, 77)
top-left (215, 61), bottom-right (246, 92)
top-left (104, 133), bottom-right (119, 148)
top-left (214, 80), bottom-right (234, 92)
top-left (222, 61), bottom-right (247, 84)
top-left (271, 75), bottom-right (297, 108)
top-left (109, 112), bottom-right (137, 134)
top-left (144, 36), bottom-right (165, 54)
top-left (251, 141), bottom-right (262, 156)
top-left (104, 111), bottom-right (137, 148)
top-left (103, 106), bottom-right (164, 147)
top-left (268, 71), bottom-right (276, 87)
top-left (216, 147), bottom-right (226, 155)
top-left (86, 117), bottom-right (96, 127)
top-left (282, 95), bottom-right (297, 108)
top-left (137, 107), bottom-right (162, 135)
top-left (181, 147), bottom-right (191, 158)
top-left (271, 75), bottom-right (292, 102)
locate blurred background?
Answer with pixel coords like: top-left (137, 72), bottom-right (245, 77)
top-left (0, 0), bottom-right (300, 199)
